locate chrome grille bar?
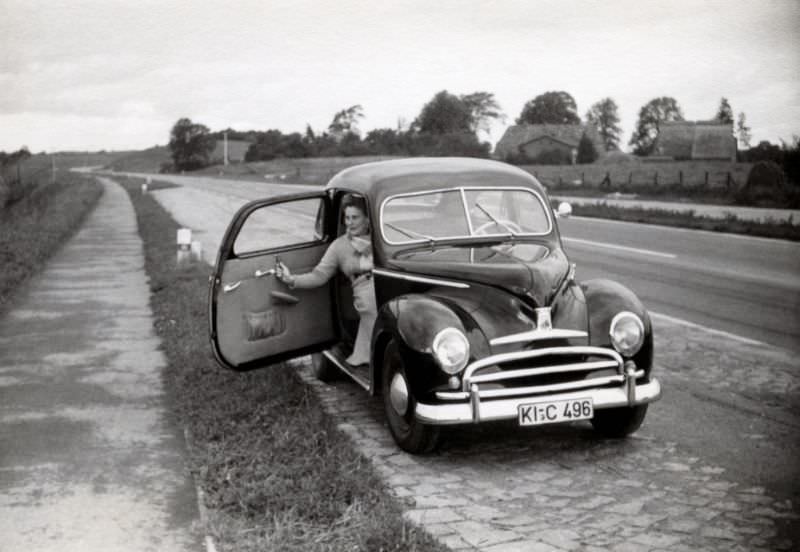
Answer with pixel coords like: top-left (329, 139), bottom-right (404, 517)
top-left (469, 359), bottom-right (619, 386)
top-left (462, 346), bottom-right (624, 392)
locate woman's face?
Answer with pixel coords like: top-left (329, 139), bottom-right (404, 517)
top-left (344, 205), bottom-right (368, 235)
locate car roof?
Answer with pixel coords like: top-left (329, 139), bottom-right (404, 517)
top-left (325, 157), bottom-right (546, 198)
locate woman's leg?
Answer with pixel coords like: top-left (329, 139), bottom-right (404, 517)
top-left (346, 279), bottom-right (377, 366)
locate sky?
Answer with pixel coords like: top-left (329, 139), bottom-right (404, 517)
top-left (1, 0), bottom-right (798, 154)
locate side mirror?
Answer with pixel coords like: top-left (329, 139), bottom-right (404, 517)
top-left (555, 202), bottom-right (572, 219)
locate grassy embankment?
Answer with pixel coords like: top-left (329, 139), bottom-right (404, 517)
top-left (118, 178), bottom-right (446, 552)
top-left (564, 202), bottom-right (800, 241)
top-left (0, 172), bottom-right (103, 310)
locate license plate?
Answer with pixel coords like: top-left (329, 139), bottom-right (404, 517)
top-left (518, 398), bottom-right (593, 426)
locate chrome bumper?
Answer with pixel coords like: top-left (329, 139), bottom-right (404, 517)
top-left (415, 378), bottom-right (661, 425)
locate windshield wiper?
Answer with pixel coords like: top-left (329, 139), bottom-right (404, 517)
top-left (474, 202), bottom-right (518, 236)
top-left (385, 222), bottom-right (436, 242)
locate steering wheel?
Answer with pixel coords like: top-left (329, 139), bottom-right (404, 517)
top-left (474, 219), bottom-right (523, 236)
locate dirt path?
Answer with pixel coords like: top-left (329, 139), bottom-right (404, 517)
top-left (0, 178), bottom-right (200, 551)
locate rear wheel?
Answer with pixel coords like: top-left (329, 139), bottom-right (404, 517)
top-left (311, 352), bottom-right (340, 382)
top-left (591, 404), bottom-right (648, 438)
top-left (382, 339), bottom-right (441, 454)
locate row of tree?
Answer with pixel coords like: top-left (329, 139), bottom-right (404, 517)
top-left (167, 90), bottom-right (756, 171)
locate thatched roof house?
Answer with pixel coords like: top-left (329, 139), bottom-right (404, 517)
top-left (494, 124), bottom-right (605, 162)
top-left (653, 121), bottom-right (736, 161)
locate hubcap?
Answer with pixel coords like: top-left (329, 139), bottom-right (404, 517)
top-left (389, 372), bottom-right (409, 416)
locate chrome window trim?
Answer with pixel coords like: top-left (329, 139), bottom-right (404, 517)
top-left (379, 186), bottom-right (553, 246)
top-left (372, 268), bottom-right (470, 289)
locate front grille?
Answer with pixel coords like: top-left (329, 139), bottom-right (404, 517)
top-left (437, 346), bottom-right (626, 401)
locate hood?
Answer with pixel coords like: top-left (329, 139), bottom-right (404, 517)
top-left (388, 243), bottom-right (569, 306)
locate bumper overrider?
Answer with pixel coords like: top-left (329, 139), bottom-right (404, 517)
top-left (416, 346), bottom-right (662, 425)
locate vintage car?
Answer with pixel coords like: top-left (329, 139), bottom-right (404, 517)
top-left (209, 157), bottom-right (661, 453)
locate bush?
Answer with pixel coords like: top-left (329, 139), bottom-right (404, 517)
top-left (736, 160), bottom-right (788, 206)
top-left (535, 149), bottom-right (573, 165)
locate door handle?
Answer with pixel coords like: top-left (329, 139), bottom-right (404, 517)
top-left (255, 268), bottom-right (276, 278)
top-left (223, 281), bottom-right (241, 293)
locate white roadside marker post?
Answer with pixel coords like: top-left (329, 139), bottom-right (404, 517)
top-left (177, 228), bottom-right (192, 267)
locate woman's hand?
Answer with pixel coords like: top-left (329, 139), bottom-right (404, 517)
top-left (276, 261), bottom-right (295, 287)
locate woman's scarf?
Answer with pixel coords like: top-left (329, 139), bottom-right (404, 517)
top-left (347, 228), bottom-right (373, 272)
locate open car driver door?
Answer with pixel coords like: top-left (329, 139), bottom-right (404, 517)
top-left (209, 192), bottom-right (337, 371)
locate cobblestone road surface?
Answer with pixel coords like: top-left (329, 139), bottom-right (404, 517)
top-left (293, 319), bottom-right (799, 552)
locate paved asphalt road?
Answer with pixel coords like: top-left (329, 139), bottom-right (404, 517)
top-left (558, 216), bottom-right (800, 353)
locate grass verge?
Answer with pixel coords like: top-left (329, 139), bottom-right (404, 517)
top-left (118, 179), bottom-right (447, 552)
top-left (568, 202), bottom-right (800, 241)
top-left (0, 173), bottom-right (103, 310)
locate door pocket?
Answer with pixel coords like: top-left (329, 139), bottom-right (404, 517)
top-left (244, 309), bottom-right (286, 341)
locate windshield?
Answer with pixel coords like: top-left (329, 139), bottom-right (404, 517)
top-left (380, 187), bottom-right (552, 244)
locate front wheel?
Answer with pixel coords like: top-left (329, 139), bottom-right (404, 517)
top-left (382, 339), bottom-right (441, 454)
top-left (591, 404), bottom-right (648, 438)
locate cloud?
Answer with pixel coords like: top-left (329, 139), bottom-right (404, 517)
top-left (1, 0), bottom-right (798, 151)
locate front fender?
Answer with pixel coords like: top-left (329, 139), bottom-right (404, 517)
top-left (371, 293), bottom-right (490, 398)
top-left (581, 278), bottom-right (653, 375)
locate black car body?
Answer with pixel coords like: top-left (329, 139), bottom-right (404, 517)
top-left (210, 157), bottom-right (661, 453)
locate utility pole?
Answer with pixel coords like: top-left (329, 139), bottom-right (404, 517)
top-left (223, 131), bottom-right (229, 166)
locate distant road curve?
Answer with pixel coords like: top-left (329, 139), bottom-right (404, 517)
top-left (553, 194), bottom-right (800, 226)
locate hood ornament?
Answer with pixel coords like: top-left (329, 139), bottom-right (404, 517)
top-left (535, 307), bottom-right (552, 332)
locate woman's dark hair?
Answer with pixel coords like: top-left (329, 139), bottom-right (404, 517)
top-left (341, 194), bottom-right (367, 216)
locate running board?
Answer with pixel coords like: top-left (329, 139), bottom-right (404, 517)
top-left (322, 350), bottom-right (371, 391)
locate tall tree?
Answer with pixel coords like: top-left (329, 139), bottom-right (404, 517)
top-left (413, 90), bottom-right (473, 134)
top-left (461, 92), bottom-right (506, 135)
top-left (328, 105), bottom-right (365, 138)
top-left (585, 98), bottom-right (622, 151)
top-left (628, 97), bottom-right (684, 156)
top-left (168, 118), bottom-right (216, 171)
top-left (516, 91), bottom-right (581, 125)
top-left (715, 97), bottom-right (734, 124)
top-left (736, 112), bottom-right (752, 149)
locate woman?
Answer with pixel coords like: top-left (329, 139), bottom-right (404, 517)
top-left (276, 195), bottom-right (376, 366)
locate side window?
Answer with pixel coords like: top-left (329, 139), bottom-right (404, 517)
top-left (234, 197), bottom-right (325, 256)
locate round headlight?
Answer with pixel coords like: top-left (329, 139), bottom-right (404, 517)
top-left (609, 311), bottom-right (645, 357)
top-left (432, 327), bottom-right (470, 375)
